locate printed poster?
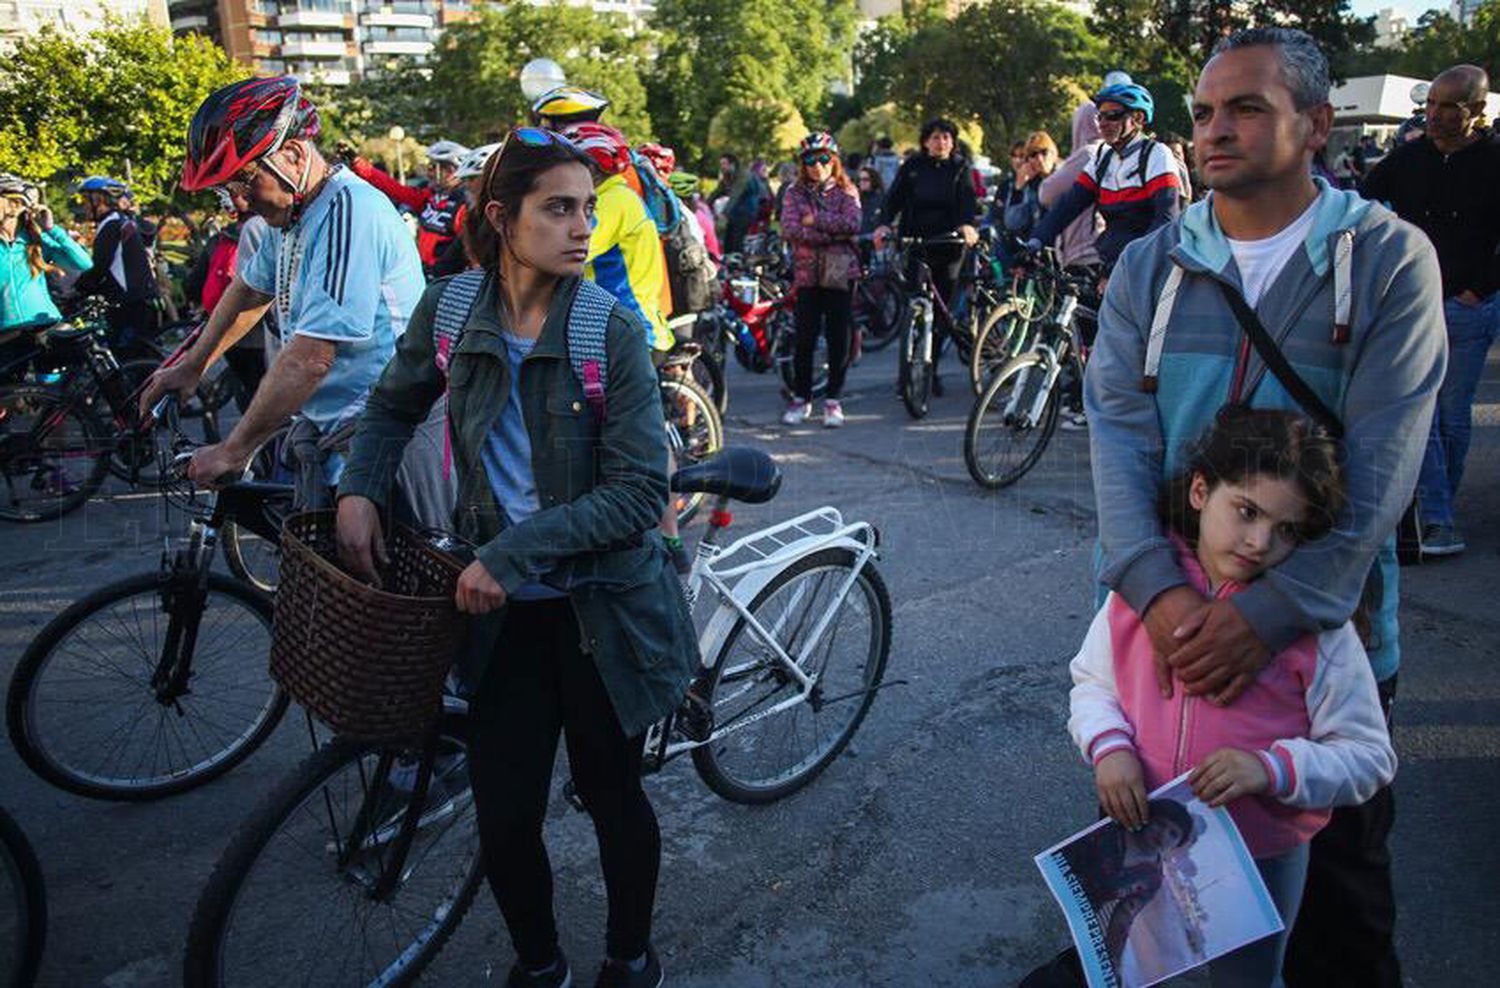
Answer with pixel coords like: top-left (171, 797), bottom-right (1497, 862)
top-left (1034, 773), bottom-right (1284, 988)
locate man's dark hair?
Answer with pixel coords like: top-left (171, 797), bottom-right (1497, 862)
top-left (1211, 26), bottom-right (1330, 111)
top-left (876, 136), bottom-right (894, 150)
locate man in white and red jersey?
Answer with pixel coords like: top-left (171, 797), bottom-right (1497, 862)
top-left (349, 139), bottom-right (469, 278)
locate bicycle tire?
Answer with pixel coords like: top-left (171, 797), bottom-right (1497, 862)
top-left (7, 571), bottom-right (285, 801)
top-left (662, 377), bottom-right (723, 527)
top-left (221, 429), bottom-right (291, 595)
top-left (963, 352), bottom-right (1061, 490)
top-left (897, 306), bottom-right (932, 420)
top-left (0, 806), bottom-right (45, 988)
top-left (183, 722), bottom-right (482, 988)
top-left (692, 547), bottom-right (891, 804)
top-left (0, 386), bottom-right (109, 523)
top-left (968, 303), bottom-right (1030, 396)
top-left (854, 275), bottom-right (904, 352)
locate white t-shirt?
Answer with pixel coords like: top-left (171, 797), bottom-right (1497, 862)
top-left (1227, 201), bottom-right (1318, 307)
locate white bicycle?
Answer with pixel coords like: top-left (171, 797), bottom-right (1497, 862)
top-left (638, 445), bottom-right (894, 803)
top-left (183, 447), bottom-right (892, 987)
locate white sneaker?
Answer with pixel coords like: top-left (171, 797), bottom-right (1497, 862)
top-left (781, 400), bottom-right (810, 425)
top-left (1060, 410), bottom-right (1088, 431)
top-left (823, 399), bottom-right (845, 428)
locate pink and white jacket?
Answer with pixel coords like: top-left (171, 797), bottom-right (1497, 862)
top-left (1068, 542), bottom-right (1396, 859)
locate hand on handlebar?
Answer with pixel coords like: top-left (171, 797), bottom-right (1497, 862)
top-left (185, 442), bottom-right (251, 491)
top-left (959, 224), bottom-right (980, 247)
top-left (138, 361), bottom-right (204, 419)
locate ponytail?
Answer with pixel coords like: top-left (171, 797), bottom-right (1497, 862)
top-left (22, 213), bottom-right (61, 280)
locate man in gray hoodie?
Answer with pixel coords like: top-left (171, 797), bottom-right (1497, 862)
top-left (1087, 27), bottom-right (1444, 987)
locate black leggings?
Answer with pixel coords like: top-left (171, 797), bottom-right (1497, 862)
top-left (467, 597), bottom-right (659, 968)
top-left (793, 285), bottom-right (851, 401)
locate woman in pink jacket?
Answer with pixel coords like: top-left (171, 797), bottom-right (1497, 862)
top-left (1068, 405), bottom-right (1396, 985)
top-left (779, 132), bottom-right (861, 428)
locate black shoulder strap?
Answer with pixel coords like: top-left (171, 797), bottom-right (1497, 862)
top-left (1215, 281), bottom-right (1344, 439)
top-left (1134, 138), bottom-right (1156, 185)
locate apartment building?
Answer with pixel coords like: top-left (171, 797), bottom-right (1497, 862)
top-left (0, 0), bottom-right (168, 50)
top-left (169, 1), bottom-right (662, 85)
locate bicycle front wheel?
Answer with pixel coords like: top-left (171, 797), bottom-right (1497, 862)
top-left (969, 303), bottom-right (1030, 395)
top-left (897, 310), bottom-right (932, 420)
top-left (0, 806), bottom-right (46, 988)
top-left (184, 724), bottom-right (482, 988)
top-left (0, 386), bottom-right (109, 523)
top-left (6, 571), bottom-right (285, 800)
top-left (692, 547), bottom-right (892, 804)
top-left (963, 353), bottom-right (1061, 489)
top-left (662, 378), bottom-right (723, 526)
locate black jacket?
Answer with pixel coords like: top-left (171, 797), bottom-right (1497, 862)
top-left (75, 210), bottom-right (158, 304)
top-left (877, 155), bottom-right (979, 238)
top-left (1362, 130), bottom-right (1500, 298)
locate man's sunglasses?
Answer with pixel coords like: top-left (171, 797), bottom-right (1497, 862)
top-left (1097, 109), bottom-right (1130, 123)
top-left (801, 152), bottom-right (833, 166)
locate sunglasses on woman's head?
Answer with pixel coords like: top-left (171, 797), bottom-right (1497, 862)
top-left (1098, 109), bottom-right (1129, 122)
top-left (802, 153), bottom-right (832, 166)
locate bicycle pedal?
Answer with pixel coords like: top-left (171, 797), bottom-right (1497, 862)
top-left (674, 689), bottom-right (714, 743)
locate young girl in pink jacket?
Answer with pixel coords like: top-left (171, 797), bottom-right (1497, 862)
top-left (1068, 405), bottom-right (1396, 985)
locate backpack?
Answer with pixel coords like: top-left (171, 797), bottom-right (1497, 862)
top-left (631, 153), bottom-right (718, 314)
top-left (1092, 137), bottom-right (1157, 190)
top-left (431, 269), bottom-right (614, 425)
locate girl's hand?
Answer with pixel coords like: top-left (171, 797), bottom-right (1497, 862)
top-left (455, 559), bottom-right (506, 614)
top-left (336, 495), bottom-right (388, 586)
top-left (1189, 748), bottom-right (1270, 807)
top-left (33, 204), bottom-right (53, 231)
top-left (1095, 749), bottom-right (1149, 831)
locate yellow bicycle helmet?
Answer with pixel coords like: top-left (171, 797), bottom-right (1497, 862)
top-left (530, 86), bottom-right (611, 128)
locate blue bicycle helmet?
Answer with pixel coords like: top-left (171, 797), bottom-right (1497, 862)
top-left (1092, 83), bottom-right (1154, 125)
top-left (77, 175), bottom-right (129, 197)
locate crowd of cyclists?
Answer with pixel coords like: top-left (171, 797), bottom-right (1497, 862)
top-left (1, 21), bottom-right (1494, 987)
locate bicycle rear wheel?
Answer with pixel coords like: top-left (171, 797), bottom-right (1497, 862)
top-left (183, 722), bottom-right (482, 988)
top-left (853, 275), bottom-right (904, 351)
top-left (0, 386), bottom-right (109, 523)
top-left (662, 378), bottom-right (723, 526)
top-left (6, 571), bottom-right (285, 800)
top-left (963, 353), bottom-right (1061, 489)
top-left (692, 547), bottom-right (891, 804)
top-left (0, 806), bottom-right (46, 988)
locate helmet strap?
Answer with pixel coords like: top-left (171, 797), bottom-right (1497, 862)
top-left (261, 144), bottom-right (316, 223)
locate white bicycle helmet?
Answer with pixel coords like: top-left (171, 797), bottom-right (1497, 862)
top-left (455, 142), bottom-right (501, 181)
top-left (425, 140), bottom-right (471, 167)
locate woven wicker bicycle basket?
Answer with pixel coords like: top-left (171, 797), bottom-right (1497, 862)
top-left (271, 510), bottom-right (466, 741)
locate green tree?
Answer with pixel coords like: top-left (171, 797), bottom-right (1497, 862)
top-left (1087, 0), bottom-right (1371, 135)
top-left (419, 3), bottom-right (654, 146)
top-left (649, 0), bottom-right (859, 165)
top-left (1386, 4), bottom-right (1500, 82)
top-left (852, 1), bottom-right (1106, 159)
top-left (0, 20), bottom-right (247, 208)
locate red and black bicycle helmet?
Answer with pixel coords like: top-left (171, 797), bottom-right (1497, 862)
top-left (182, 76), bottom-right (321, 191)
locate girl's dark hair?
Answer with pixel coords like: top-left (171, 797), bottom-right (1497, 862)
top-left (463, 131), bottom-right (592, 271)
top-left (857, 166), bottom-right (884, 192)
top-left (1158, 404), bottom-right (1345, 546)
top-left (920, 118), bottom-right (959, 146)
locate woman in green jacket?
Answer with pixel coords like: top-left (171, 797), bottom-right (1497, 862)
top-left (336, 129), bottom-right (696, 988)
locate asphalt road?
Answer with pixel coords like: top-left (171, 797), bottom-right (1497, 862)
top-left (0, 336), bottom-right (1495, 987)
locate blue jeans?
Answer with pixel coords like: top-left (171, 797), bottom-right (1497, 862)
top-left (1207, 843), bottom-right (1310, 987)
top-left (1416, 295), bottom-right (1498, 526)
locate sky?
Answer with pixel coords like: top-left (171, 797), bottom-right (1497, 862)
top-left (1350, 0), bottom-right (1447, 19)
